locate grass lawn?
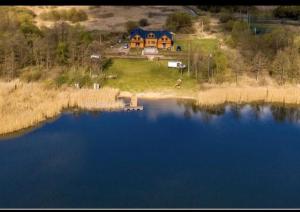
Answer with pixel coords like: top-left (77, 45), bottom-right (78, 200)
top-left (174, 37), bottom-right (219, 54)
top-left (104, 58), bottom-right (198, 93)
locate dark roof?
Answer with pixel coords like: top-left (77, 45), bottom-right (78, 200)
top-left (130, 27), bottom-right (173, 40)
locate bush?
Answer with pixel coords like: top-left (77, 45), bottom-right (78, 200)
top-left (202, 16), bottom-right (211, 31)
top-left (165, 12), bottom-right (193, 33)
top-left (148, 12), bottom-right (165, 18)
top-left (223, 19), bottom-right (235, 31)
top-left (198, 6), bottom-right (255, 14)
top-left (231, 20), bottom-right (250, 44)
top-left (20, 68), bottom-right (42, 82)
top-left (20, 22), bottom-right (42, 36)
top-left (54, 74), bottom-right (68, 87)
top-left (40, 8), bottom-right (88, 23)
top-left (98, 12), bottom-right (114, 18)
top-left (125, 21), bottom-right (139, 33)
top-left (219, 12), bottom-right (234, 23)
top-left (67, 8), bottom-right (88, 23)
top-left (273, 6), bottom-right (300, 20)
top-left (139, 18), bottom-right (149, 27)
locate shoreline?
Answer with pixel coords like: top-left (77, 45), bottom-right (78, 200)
top-left (2, 81), bottom-right (300, 137)
top-left (119, 91), bottom-right (197, 100)
top-left (0, 81), bottom-right (124, 136)
top-left (120, 85), bottom-right (300, 107)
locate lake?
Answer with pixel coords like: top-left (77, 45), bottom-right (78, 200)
top-left (1, 99), bottom-right (300, 208)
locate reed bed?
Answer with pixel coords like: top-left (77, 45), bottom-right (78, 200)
top-left (197, 86), bottom-right (300, 106)
top-left (0, 81), bottom-right (124, 135)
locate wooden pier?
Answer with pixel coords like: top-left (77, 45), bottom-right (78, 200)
top-left (123, 94), bottom-right (144, 111)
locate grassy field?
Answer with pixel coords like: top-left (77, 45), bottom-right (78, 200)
top-left (104, 58), bottom-right (198, 93)
top-left (174, 37), bottom-right (219, 54)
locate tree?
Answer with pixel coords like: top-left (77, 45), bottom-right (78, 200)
top-left (252, 51), bottom-right (268, 81)
top-left (165, 12), bottom-right (193, 33)
top-left (56, 41), bottom-right (69, 65)
top-left (272, 47), bottom-right (300, 84)
top-left (231, 20), bottom-right (250, 46)
top-left (212, 50), bottom-right (229, 83)
top-left (262, 26), bottom-right (294, 56)
top-left (201, 16), bottom-right (211, 32)
top-left (189, 46), bottom-right (213, 82)
top-left (273, 6), bottom-right (300, 20)
top-left (230, 52), bottom-right (244, 85)
top-left (125, 21), bottom-right (139, 33)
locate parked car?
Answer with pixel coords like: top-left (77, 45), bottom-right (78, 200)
top-left (123, 44), bottom-right (129, 49)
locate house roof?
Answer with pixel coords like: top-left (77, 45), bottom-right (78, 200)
top-left (130, 28), bottom-right (173, 40)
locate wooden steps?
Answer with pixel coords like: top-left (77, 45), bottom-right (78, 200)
top-left (124, 106), bottom-right (144, 111)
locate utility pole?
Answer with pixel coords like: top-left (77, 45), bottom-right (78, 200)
top-left (208, 53), bottom-right (212, 81)
top-left (188, 39), bottom-right (191, 76)
top-left (207, 54), bottom-right (210, 81)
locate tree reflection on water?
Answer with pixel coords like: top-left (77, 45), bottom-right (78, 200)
top-left (176, 99), bottom-right (300, 124)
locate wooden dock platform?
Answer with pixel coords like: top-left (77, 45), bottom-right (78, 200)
top-left (124, 106), bottom-right (144, 111)
top-left (123, 94), bottom-right (143, 111)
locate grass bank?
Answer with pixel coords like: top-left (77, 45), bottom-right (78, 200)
top-left (0, 80), bottom-right (124, 135)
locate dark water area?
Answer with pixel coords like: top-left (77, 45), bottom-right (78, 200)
top-left (1, 99), bottom-right (300, 208)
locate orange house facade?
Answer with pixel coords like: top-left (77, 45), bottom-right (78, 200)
top-left (129, 28), bottom-right (174, 49)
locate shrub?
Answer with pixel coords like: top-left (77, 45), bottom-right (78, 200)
top-left (125, 21), bottom-right (139, 33)
top-left (54, 74), bottom-right (68, 87)
top-left (148, 12), bottom-right (165, 18)
top-left (20, 21), bottom-right (42, 36)
top-left (165, 12), bottom-right (193, 33)
top-left (67, 8), bottom-right (88, 23)
top-left (273, 6), bottom-right (300, 20)
top-left (98, 12), bottom-right (114, 18)
top-left (40, 8), bottom-right (88, 23)
top-left (223, 19), bottom-right (235, 31)
top-left (139, 18), bottom-right (149, 27)
top-left (219, 12), bottom-right (234, 23)
top-left (20, 68), bottom-right (42, 82)
top-left (202, 16), bottom-right (211, 31)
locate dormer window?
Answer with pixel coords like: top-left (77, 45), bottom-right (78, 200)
top-left (147, 33), bottom-right (155, 38)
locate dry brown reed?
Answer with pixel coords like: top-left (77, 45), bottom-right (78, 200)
top-left (197, 86), bottom-right (300, 106)
top-left (0, 80), bottom-right (124, 135)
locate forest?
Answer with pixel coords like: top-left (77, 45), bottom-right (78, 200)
top-left (1, 6), bottom-right (300, 87)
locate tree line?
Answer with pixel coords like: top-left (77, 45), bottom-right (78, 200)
top-left (187, 8), bottom-right (300, 85)
top-left (0, 7), bottom-right (113, 85)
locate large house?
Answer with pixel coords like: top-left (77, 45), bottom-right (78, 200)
top-left (129, 28), bottom-right (174, 49)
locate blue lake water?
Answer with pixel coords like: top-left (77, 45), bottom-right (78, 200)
top-left (1, 99), bottom-right (300, 208)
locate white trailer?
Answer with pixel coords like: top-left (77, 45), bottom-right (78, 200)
top-left (168, 61), bottom-right (186, 69)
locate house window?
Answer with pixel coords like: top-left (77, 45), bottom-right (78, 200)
top-left (151, 41), bottom-right (155, 44)
top-left (148, 33), bottom-right (155, 38)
